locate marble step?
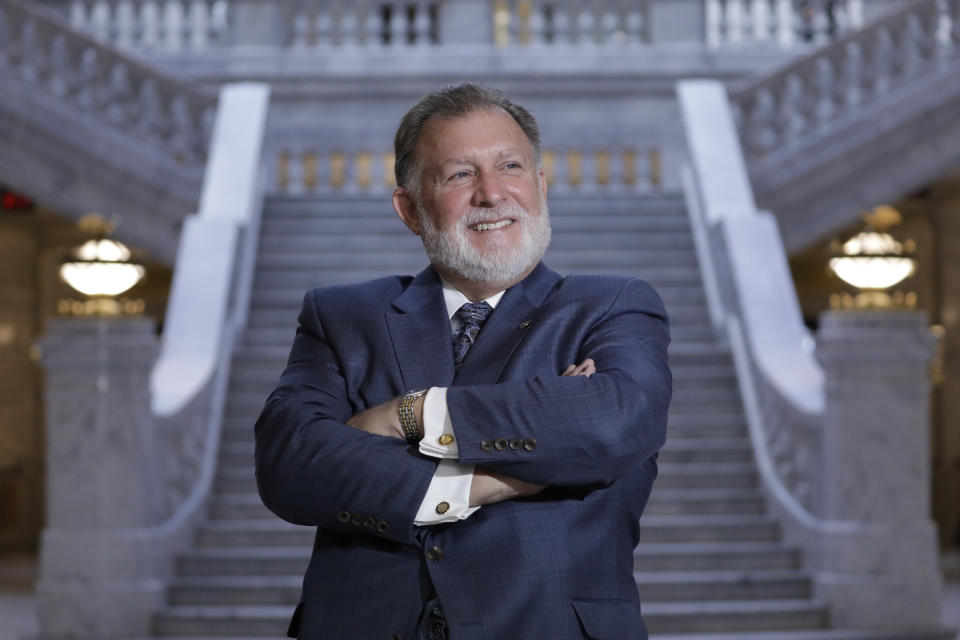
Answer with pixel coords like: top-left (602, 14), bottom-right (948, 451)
top-left (193, 515), bottom-right (779, 548)
top-left (259, 212), bottom-right (693, 235)
top-left (264, 193), bottom-right (688, 218)
top-left (167, 570), bottom-right (810, 607)
top-left (258, 228), bottom-right (696, 251)
top-left (208, 486), bottom-right (764, 520)
top-left (153, 599), bottom-right (826, 636)
top-left (634, 542), bottom-right (800, 572)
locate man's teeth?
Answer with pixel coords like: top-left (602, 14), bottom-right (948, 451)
top-left (471, 220), bottom-right (513, 231)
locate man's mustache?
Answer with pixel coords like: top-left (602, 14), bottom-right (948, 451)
top-left (457, 204), bottom-right (530, 228)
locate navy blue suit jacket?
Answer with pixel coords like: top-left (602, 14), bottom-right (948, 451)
top-left (255, 262), bottom-right (671, 639)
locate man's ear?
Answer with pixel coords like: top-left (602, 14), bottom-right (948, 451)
top-left (538, 166), bottom-right (548, 201)
top-left (392, 187), bottom-right (421, 236)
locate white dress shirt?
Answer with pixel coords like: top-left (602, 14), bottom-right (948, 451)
top-left (413, 282), bottom-right (504, 525)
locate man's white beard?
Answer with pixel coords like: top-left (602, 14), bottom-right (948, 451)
top-left (415, 192), bottom-right (551, 289)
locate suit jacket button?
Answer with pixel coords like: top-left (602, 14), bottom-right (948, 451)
top-left (377, 520), bottom-right (390, 533)
top-left (435, 501), bottom-right (450, 515)
top-left (337, 510), bottom-right (350, 523)
top-left (363, 516), bottom-right (376, 528)
top-left (480, 440), bottom-right (493, 452)
top-left (509, 439), bottom-right (522, 450)
top-left (351, 514), bottom-right (362, 526)
top-left (494, 438), bottom-right (508, 451)
top-left (427, 546), bottom-right (444, 561)
top-left (523, 438), bottom-right (537, 451)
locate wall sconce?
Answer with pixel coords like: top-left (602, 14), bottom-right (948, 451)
top-left (828, 205), bottom-right (917, 310)
top-left (58, 214), bottom-right (146, 316)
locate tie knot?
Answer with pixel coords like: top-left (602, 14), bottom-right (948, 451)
top-left (454, 301), bottom-right (493, 326)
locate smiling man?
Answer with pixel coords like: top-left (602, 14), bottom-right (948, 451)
top-left (255, 84), bottom-right (672, 640)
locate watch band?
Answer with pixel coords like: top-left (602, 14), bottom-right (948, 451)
top-left (399, 389), bottom-right (427, 444)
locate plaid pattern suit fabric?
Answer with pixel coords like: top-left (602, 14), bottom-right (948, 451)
top-left (255, 262), bottom-right (671, 640)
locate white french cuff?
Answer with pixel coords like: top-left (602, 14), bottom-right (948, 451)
top-left (419, 387), bottom-right (459, 459)
top-left (413, 461), bottom-right (480, 525)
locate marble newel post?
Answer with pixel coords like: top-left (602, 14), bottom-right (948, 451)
top-left (815, 310), bottom-right (942, 628)
top-left (35, 317), bottom-right (165, 638)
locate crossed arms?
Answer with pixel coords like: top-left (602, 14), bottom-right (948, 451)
top-left (254, 277), bottom-right (671, 545)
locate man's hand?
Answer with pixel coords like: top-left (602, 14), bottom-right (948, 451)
top-left (562, 358), bottom-right (596, 378)
top-left (346, 396), bottom-right (405, 439)
top-left (469, 467), bottom-right (545, 506)
top-left (469, 358), bottom-right (597, 507)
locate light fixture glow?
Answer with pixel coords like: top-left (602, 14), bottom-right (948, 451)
top-left (828, 231), bottom-right (916, 291)
top-left (59, 238), bottom-right (145, 297)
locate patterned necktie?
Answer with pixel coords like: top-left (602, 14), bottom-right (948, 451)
top-left (452, 301), bottom-right (494, 367)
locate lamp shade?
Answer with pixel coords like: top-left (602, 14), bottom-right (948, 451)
top-left (59, 239), bottom-right (146, 297)
top-left (828, 231), bottom-right (915, 291)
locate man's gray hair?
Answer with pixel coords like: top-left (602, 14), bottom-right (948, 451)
top-left (393, 83), bottom-right (542, 193)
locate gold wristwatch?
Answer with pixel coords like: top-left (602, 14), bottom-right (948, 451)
top-left (399, 389), bottom-right (427, 443)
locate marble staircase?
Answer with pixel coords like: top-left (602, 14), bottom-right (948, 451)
top-left (150, 192), bottom-right (953, 638)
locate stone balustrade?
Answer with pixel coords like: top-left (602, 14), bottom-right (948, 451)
top-left (0, 0), bottom-right (217, 167)
top-left (48, 0), bottom-right (912, 51)
top-left (267, 142), bottom-right (666, 196)
top-left (729, 0), bottom-right (959, 165)
top-left (495, 0), bottom-right (651, 46)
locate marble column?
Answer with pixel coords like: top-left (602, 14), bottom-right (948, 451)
top-left (815, 309), bottom-right (942, 627)
top-left (35, 316), bottom-right (165, 638)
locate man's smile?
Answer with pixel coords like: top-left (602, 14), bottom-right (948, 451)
top-left (468, 218), bottom-right (515, 231)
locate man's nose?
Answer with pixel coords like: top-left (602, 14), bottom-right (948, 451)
top-left (471, 171), bottom-right (506, 208)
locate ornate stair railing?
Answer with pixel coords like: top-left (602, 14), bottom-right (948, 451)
top-left (0, 0), bottom-right (216, 261)
top-left (728, 0), bottom-right (960, 250)
top-left (35, 83), bottom-right (271, 639)
top-left (678, 77), bottom-right (947, 631)
top-left (46, 0), bottom-right (912, 51)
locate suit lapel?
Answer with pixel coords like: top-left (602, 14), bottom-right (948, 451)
top-left (453, 263), bottom-right (563, 386)
top-left (385, 266), bottom-right (456, 392)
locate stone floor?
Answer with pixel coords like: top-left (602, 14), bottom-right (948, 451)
top-left (1, 551), bottom-right (958, 639)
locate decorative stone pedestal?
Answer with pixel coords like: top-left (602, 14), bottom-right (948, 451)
top-left (35, 317), bottom-right (164, 639)
top-left (815, 309), bottom-right (942, 628)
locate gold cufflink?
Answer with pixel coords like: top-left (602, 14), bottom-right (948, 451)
top-left (438, 433), bottom-right (455, 446)
top-left (435, 501), bottom-right (450, 515)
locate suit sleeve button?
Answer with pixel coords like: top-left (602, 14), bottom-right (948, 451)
top-left (523, 438), bottom-right (537, 451)
top-left (494, 438), bottom-right (508, 451)
top-left (427, 546), bottom-right (444, 561)
top-left (435, 501), bottom-right (450, 515)
top-left (337, 510), bottom-right (350, 523)
top-left (480, 440), bottom-right (493, 452)
top-left (351, 514), bottom-right (362, 525)
top-left (509, 439), bottom-right (522, 450)
top-left (377, 520), bottom-right (390, 533)
top-left (363, 516), bottom-right (376, 528)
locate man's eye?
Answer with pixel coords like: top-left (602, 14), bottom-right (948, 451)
top-left (448, 171), bottom-right (471, 180)
top-left (504, 162), bottom-right (522, 170)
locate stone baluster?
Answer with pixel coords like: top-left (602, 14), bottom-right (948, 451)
top-left (389, 2), bottom-right (405, 46)
top-left (287, 146), bottom-right (305, 195)
top-left (575, 3), bottom-right (593, 44)
top-left (413, 0), bottom-right (431, 45)
top-left (813, 56), bottom-right (836, 124)
top-left (729, 0), bottom-right (746, 43)
top-left (775, 0), bottom-right (793, 45)
top-left (705, 0), bottom-right (722, 46)
top-left (599, 5), bottom-right (617, 45)
top-left (361, 1), bottom-right (380, 46)
top-left (114, 1), bottom-right (135, 49)
top-left (528, 2), bottom-right (547, 44)
top-left (842, 40), bottom-right (863, 109)
top-left (188, 0), bottom-right (210, 49)
top-left (624, 4), bottom-right (644, 44)
top-left (815, 310), bottom-right (942, 627)
top-left (341, 3), bottom-right (359, 46)
top-left (140, 1), bottom-right (161, 49)
top-left (315, 5), bottom-right (333, 46)
top-left (750, 0), bottom-right (771, 41)
top-left (552, 1), bottom-right (571, 44)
